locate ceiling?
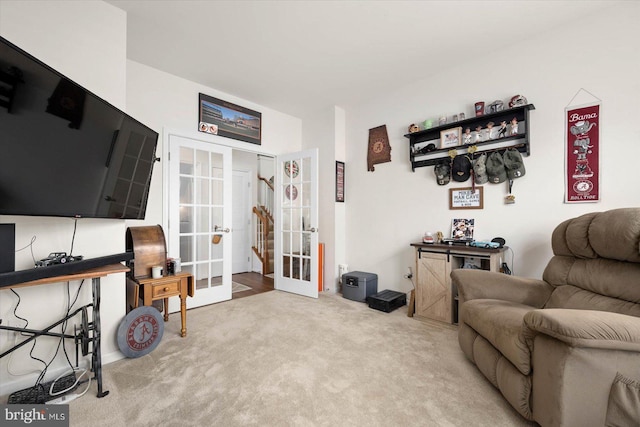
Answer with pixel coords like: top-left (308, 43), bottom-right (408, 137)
top-left (106, 0), bottom-right (615, 118)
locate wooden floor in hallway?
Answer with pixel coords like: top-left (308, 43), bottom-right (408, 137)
top-left (232, 272), bottom-right (274, 299)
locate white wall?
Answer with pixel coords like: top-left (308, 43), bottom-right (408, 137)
top-left (343, 2), bottom-right (640, 296)
top-left (301, 106), bottom-right (341, 291)
top-left (0, 0), bottom-right (302, 397)
top-left (125, 60), bottom-right (302, 229)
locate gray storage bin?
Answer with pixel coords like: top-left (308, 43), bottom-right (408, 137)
top-left (342, 271), bottom-right (378, 302)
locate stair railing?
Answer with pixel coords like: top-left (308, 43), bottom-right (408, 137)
top-left (252, 206), bottom-right (271, 275)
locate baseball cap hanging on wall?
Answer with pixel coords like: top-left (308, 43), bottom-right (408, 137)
top-left (473, 153), bottom-right (488, 185)
top-left (451, 155), bottom-right (472, 182)
top-left (503, 148), bottom-right (526, 179)
top-left (434, 160), bottom-right (451, 185)
top-left (486, 152), bottom-right (507, 184)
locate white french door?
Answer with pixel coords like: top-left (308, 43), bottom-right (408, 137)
top-left (167, 135), bottom-right (232, 309)
top-left (274, 149), bottom-right (319, 298)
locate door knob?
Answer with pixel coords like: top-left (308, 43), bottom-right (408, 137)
top-left (308, 227), bottom-right (317, 232)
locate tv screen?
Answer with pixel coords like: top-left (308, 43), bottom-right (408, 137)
top-left (0, 36), bottom-right (158, 219)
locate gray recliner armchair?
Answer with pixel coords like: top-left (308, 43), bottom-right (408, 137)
top-left (451, 208), bottom-right (640, 426)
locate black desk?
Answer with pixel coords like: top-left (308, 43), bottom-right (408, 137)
top-left (0, 263), bottom-right (129, 398)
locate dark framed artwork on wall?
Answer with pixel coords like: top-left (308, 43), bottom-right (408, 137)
top-left (198, 93), bottom-right (262, 145)
top-left (336, 161), bottom-right (345, 202)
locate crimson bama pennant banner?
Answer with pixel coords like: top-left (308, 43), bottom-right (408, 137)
top-left (565, 103), bottom-right (600, 203)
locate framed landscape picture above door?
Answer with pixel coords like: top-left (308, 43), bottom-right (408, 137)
top-left (198, 93), bottom-right (262, 145)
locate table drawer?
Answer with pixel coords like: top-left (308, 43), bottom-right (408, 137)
top-left (151, 281), bottom-right (180, 298)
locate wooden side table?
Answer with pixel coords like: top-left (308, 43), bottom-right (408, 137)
top-left (134, 272), bottom-right (194, 337)
top-left (410, 243), bottom-right (507, 324)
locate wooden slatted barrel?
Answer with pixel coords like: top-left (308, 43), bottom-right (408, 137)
top-left (125, 225), bottom-right (167, 279)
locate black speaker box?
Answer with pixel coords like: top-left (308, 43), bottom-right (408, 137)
top-left (0, 224), bottom-right (16, 274)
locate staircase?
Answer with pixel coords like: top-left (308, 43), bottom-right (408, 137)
top-left (253, 174), bottom-right (274, 275)
top-left (253, 205), bottom-right (274, 275)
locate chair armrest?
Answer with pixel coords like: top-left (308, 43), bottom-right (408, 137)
top-left (523, 309), bottom-right (640, 352)
top-left (451, 269), bottom-right (553, 307)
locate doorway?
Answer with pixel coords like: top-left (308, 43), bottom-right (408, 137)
top-left (165, 132), bottom-right (275, 309)
top-left (165, 131), bottom-right (318, 308)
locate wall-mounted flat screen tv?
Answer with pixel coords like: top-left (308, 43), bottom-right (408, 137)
top-left (0, 35), bottom-right (158, 219)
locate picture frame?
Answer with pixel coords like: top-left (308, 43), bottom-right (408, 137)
top-left (198, 93), bottom-right (262, 145)
top-left (335, 161), bottom-right (345, 202)
top-left (449, 187), bottom-right (483, 210)
top-left (440, 126), bottom-right (462, 149)
top-left (451, 218), bottom-right (475, 241)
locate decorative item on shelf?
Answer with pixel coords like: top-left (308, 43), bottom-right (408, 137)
top-left (462, 127), bottom-right (473, 144)
top-left (367, 125), bottom-right (391, 172)
top-left (509, 94), bottom-right (528, 108)
top-left (486, 121), bottom-right (495, 140)
top-left (459, 112), bottom-right (466, 120)
top-left (408, 123), bottom-right (420, 133)
top-left (474, 125), bottom-right (483, 143)
top-left (497, 120), bottom-right (508, 138)
top-left (474, 101), bottom-right (485, 116)
top-left (510, 117), bottom-right (519, 135)
top-left (439, 116), bottom-right (447, 126)
top-left (423, 119), bottom-right (433, 129)
top-left (434, 160), bottom-right (451, 186)
top-left (486, 152), bottom-right (507, 184)
top-left (487, 100), bottom-right (504, 113)
top-left (436, 231), bottom-right (444, 243)
top-left (413, 143), bottom-right (437, 156)
top-left (452, 114), bottom-right (459, 122)
top-left (440, 127), bottom-right (462, 149)
top-left (451, 218), bottom-right (475, 240)
top-left (422, 232), bottom-right (435, 244)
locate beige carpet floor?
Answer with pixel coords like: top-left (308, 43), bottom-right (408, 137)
top-left (232, 282), bottom-right (252, 293)
top-left (68, 291), bottom-right (536, 426)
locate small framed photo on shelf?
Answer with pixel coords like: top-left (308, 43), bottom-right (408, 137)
top-left (451, 218), bottom-right (475, 241)
top-left (440, 126), bottom-right (462, 149)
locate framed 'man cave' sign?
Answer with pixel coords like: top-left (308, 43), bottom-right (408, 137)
top-left (198, 93), bottom-right (262, 145)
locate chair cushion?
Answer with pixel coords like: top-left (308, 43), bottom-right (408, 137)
top-left (462, 299), bottom-right (534, 375)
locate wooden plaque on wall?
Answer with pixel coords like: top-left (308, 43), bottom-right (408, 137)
top-left (367, 125), bottom-right (391, 172)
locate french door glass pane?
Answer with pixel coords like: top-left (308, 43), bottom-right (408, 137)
top-left (180, 177), bottom-right (193, 204)
top-left (180, 235), bottom-right (193, 263)
top-left (211, 238), bottom-right (223, 260)
top-left (212, 179), bottom-right (224, 205)
top-left (180, 206), bottom-right (193, 233)
top-left (180, 147), bottom-right (194, 174)
top-left (196, 150), bottom-right (210, 177)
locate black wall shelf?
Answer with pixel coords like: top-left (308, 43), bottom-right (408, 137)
top-left (404, 104), bottom-right (535, 170)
